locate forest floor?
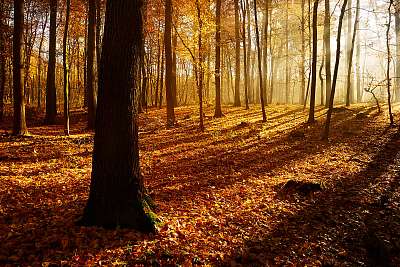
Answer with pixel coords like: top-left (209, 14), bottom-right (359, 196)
top-left (1, 103), bottom-right (400, 266)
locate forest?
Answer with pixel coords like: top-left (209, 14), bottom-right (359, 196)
top-left (1, 0), bottom-right (400, 265)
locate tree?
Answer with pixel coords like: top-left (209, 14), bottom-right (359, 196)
top-left (13, 0), bottom-right (28, 135)
top-left (300, 0), bottom-right (306, 105)
top-left (254, 0), bottom-right (266, 122)
top-left (387, 0), bottom-right (394, 125)
top-left (214, 0), bottom-right (223, 118)
top-left (45, 0), bottom-right (57, 124)
top-left (345, 0), bottom-right (360, 108)
top-left (165, 0), bottom-right (175, 127)
top-left (80, 0), bottom-right (155, 232)
top-left (234, 0), bottom-right (241, 106)
top-left (322, 0), bottom-right (348, 140)
top-left (324, 0), bottom-right (332, 107)
top-left (308, 0), bottom-right (319, 124)
top-left (240, 0), bottom-right (249, 109)
top-left (394, 2), bottom-right (400, 102)
top-left (345, 0), bottom-right (353, 106)
top-left (63, 0), bottom-right (71, 135)
top-left (87, 0), bottom-right (97, 129)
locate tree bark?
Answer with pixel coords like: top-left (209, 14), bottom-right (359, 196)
top-left (165, 0), bottom-right (175, 126)
top-left (0, 0), bottom-right (5, 121)
top-left (254, 0), bottom-right (266, 122)
top-left (13, 0), bottom-right (28, 135)
top-left (345, 0), bottom-right (353, 106)
top-left (214, 0), bottom-right (223, 117)
top-left (234, 0), bottom-right (241, 106)
top-left (81, 0), bottom-right (155, 232)
top-left (45, 0), bottom-right (58, 124)
top-left (346, 0), bottom-right (359, 107)
top-left (308, 0), bottom-right (319, 124)
top-left (324, 0), bottom-right (332, 107)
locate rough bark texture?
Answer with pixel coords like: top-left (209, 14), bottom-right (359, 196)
top-left (87, 0), bottom-right (97, 129)
top-left (164, 0), bottom-right (175, 127)
top-left (81, 0), bottom-right (155, 232)
top-left (45, 0), bottom-right (58, 124)
top-left (13, 0), bottom-right (28, 135)
top-left (0, 0), bottom-right (5, 121)
top-left (214, 0), bottom-right (223, 118)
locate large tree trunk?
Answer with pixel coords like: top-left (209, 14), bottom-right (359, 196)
top-left (13, 0), bottom-right (28, 135)
top-left (254, 0), bottom-right (266, 122)
top-left (165, 0), bottom-right (175, 126)
top-left (324, 0), bottom-right (332, 107)
top-left (214, 0), bottom-right (223, 117)
top-left (308, 0), bottom-right (319, 124)
top-left (87, 0), bottom-right (97, 129)
top-left (63, 0), bottom-right (71, 135)
top-left (45, 0), bottom-right (58, 124)
top-left (323, 0), bottom-right (348, 140)
top-left (234, 0), bottom-right (241, 106)
top-left (81, 0), bottom-right (155, 232)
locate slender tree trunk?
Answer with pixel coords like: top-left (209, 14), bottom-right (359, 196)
top-left (323, 0), bottom-right (348, 140)
top-left (320, 44), bottom-right (325, 105)
top-left (241, 0), bottom-right (249, 109)
top-left (234, 0), bottom-right (241, 106)
top-left (324, 0), bottom-right (332, 107)
top-left (159, 45), bottom-right (165, 109)
top-left (263, 0), bottom-right (269, 105)
top-left (387, 0), bottom-right (394, 125)
top-left (87, 0), bottom-right (97, 129)
top-left (254, 0), bottom-right (266, 122)
top-left (45, 0), bottom-right (58, 124)
top-left (81, 0), bottom-right (155, 232)
top-left (395, 3), bottom-right (400, 102)
top-left (346, 0), bottom-right (360, 107)
top-left (172, 31), bottom-right (177, 107)
top-left (63, 0), bottom-right (71, 135)
top-left (247, 0), bottom-right (252, 103)
top-left (165, 0), bottom-right (175, 126)
top-left (285, 0), bottom-right (289, 104)
top-left (345, 0), bottom-right (353, 106)
top-left (13, 0), bottom-right (28, 135)
top-left (214, 0), bottom-right (223, 117)
top-left (308, 0), bottom-right (319, 124)
top-left (300, 0), bottom-right (306, 105)
top-left (37, 12), bottom-right (48, 111)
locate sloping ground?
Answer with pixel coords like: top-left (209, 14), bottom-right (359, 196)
top-left (0, 104), bottom-right (399, 266)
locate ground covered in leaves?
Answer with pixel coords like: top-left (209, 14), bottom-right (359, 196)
top-left (1, 104), bottom-right (400, 266)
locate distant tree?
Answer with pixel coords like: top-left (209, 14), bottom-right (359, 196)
top-left (45, 0), bottom-right (57, 124)
top-left (214, 0), bottom-right (223, 118)
top-left (165, 0), bottom-right (175, 127)
top-left (13, 0), bottom-right (28, 135)
top-left (323, 0), bottom-right (348, 140)
top-left (240, 0), bottom-right (249, 110)
top-left (81, 0), bottom-right (155, 231)
top-left (63, 0), bottom-right (71, 135)
top-left (308, 0), bottom-right (319, 124)
top-left (87, 0), bottom-right (97, 129)
top-left (395, 2), bottom-right (400, 102)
